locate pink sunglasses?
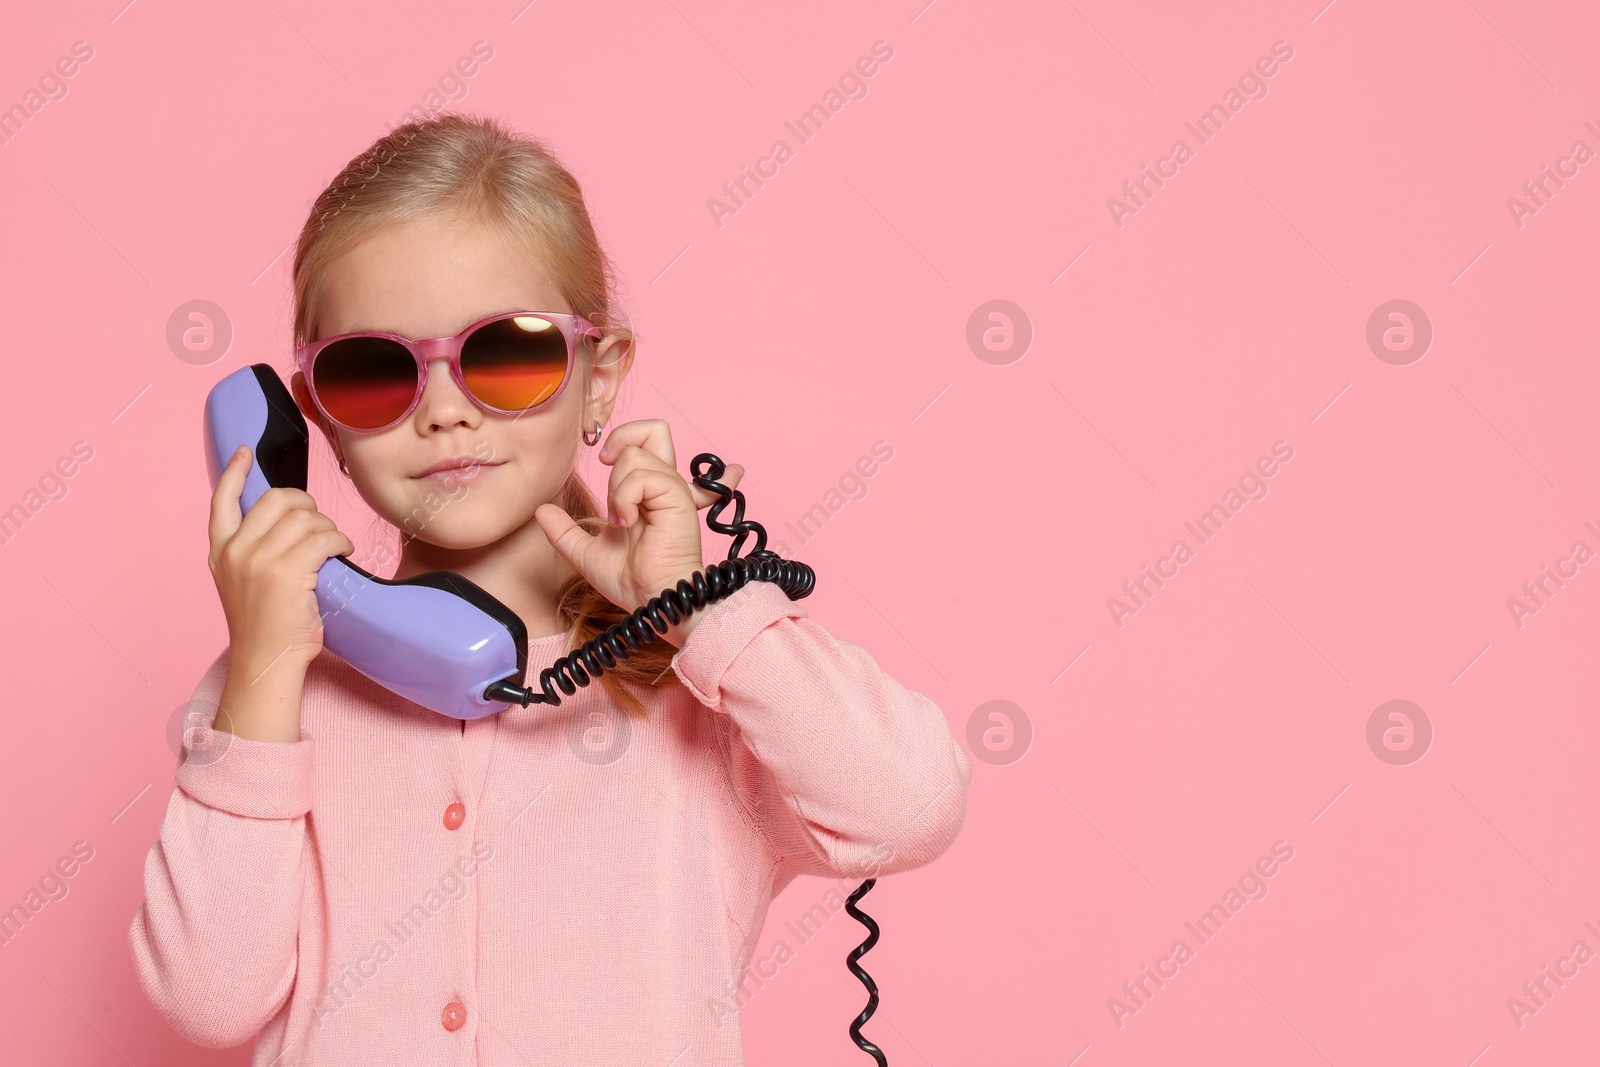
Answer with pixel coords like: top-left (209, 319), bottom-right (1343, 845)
top-left (296, 310), bottom-right (603, 433)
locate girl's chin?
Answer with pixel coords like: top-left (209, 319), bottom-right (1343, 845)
top-left (385, 507), bottom-right (536, 553)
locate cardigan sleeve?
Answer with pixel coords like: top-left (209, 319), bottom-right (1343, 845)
top-left (670, 580), bottom-right (972, 881)
top-left (127, 648), bottom-right (315, 1049)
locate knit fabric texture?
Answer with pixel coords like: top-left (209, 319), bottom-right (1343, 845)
top-left (129, 579), bottom-right (972, 1066)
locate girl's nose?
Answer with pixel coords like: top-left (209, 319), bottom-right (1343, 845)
top-left (414, 355), bottom-right (479, 430)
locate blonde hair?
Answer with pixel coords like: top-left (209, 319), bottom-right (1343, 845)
top-left (290, 113), bottom-right (669, 717)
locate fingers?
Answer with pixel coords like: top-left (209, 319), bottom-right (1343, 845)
top-left (603, 439), bottom-right (678, 519)
top-left (208, 446), bottom-right (252, 554)
top-left (609, 465), bottom-right (696, 528)
top-left (254, 506), bottom-right (351, 564)
top-left (597, 420), bottom-right (744, 518)
top-left (282, 528), bottom-right (357, 576)
top-left (597, 419), bottom-right (675, 470)
top-left (237, 486), bottom-right (323, 543)
top-left (210, 446), bottom-right (345, 573)
top-left (243, 524), bottom-right (354, 586)
top-left (216, 507), bottom-right (349, 587)
top-left (534, 502), bottom-right (594, 572)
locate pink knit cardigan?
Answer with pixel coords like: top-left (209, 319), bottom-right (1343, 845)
top-left (129, 579), bottom-right (971, 1066)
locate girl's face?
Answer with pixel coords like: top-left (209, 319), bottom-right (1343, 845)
top-left (290, 210), bottom-right (631, 551)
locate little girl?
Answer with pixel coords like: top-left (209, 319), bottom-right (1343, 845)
top-left (129, 114), bottom-right (971, 1067)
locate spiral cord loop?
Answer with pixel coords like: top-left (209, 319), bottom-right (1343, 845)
top-left (846, 878), bottom-right (888, 1066)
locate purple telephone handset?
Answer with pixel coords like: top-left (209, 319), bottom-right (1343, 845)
top-left (203, 364), bottom-right (528, 720)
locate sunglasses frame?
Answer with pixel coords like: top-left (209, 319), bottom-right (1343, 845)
top-left (295, 309), bottom-right (604, 434)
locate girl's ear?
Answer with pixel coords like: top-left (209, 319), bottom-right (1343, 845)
top-left (590, 329), bottom-right (633, 370)
top-left (581, 331), bottom-right (634, 426)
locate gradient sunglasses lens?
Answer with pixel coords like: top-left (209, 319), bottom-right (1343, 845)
top-left (459, 315), bottom-right (570, 411)
top-left (312, 337), bottom-right (419, 430)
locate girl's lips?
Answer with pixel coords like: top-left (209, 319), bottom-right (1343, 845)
top-left (421, 461), bottom-right (504, 487)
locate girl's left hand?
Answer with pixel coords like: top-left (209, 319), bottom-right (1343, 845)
top-left (534, 419), bottom-right (742, 647)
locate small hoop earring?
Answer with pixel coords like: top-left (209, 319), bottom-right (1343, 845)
top-left (337, 454), bottom-right (350, 476)
top-left (582, 420), bottom-right (603, 447)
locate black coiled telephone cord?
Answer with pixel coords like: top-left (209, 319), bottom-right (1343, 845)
top-left (483, 453), bottom-right (888, 1063)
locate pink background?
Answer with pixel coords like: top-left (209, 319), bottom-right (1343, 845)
top-left (1, 0), bottom-right (1596, 1063)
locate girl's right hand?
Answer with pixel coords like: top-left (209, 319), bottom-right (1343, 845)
top-left (208, 445), bottom-right (355, 684)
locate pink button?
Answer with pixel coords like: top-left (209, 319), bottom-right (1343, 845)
top-left (441, 1000), bottom-right (466, 1031)
top-left (443, 802), bottom-right (465, 830)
